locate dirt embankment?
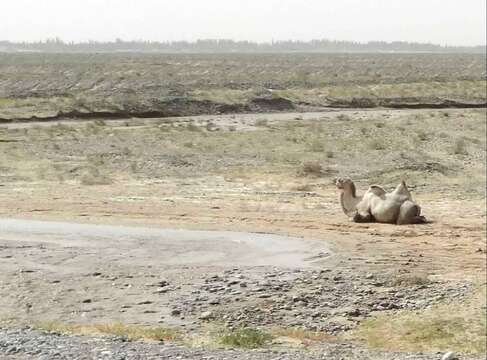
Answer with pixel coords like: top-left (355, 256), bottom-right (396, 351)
top-left (1, 96), bottom-right (485, 123)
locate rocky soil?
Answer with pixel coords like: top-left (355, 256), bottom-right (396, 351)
top-left (2, 327), bottom-right (482, 360)
top-left (174, 268), bottom-right (472, 333)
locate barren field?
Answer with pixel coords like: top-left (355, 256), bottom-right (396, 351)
top-left (0, 53), bottom-right (485, 121)
top-left (0, 53), bottom-right (486, 359)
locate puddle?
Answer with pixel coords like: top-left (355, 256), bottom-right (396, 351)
top-left (0, 218), bottom-right (330, 268)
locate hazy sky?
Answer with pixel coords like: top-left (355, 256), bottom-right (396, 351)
top-left (2, 0), bottom-right (485, 46)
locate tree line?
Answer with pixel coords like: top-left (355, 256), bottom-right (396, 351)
top-left (0, 38), bottom-right (484, 53)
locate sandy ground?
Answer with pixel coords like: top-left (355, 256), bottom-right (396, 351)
top-left (0, 109), bottom-right (485, 359)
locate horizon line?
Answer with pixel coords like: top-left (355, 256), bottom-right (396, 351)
top-left (1, 38), bottom-right (485, 48)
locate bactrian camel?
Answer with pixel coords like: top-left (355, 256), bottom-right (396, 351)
top-left (335, 178), bottom-right (426, 225)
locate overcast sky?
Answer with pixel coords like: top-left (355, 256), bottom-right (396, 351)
top-left (1, 0), bottom-right (485, 46)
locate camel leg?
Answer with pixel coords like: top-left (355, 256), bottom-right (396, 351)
top-left (352, 212), bottom-right (375, 223)
top-left (397, 201), bottom-right (426, 225)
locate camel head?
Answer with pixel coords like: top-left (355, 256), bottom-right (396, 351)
top-left (335, 177), bottom-right (357, 197)
top-left (335, 177), bottom-right (361, 217)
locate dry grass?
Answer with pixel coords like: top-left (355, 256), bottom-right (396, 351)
top-left (80, 167), bottom-right (113, 186)
top-left (292, 183), bottom-right (314, 192)
top-left (218, 327), bottom-right (272, 349)
top-left (0, 109), bottom-right (485, 198)
top-left (255, 119), bottom-right (269, 127)
top-left (351, 285), bottom-right (486, 355)
top-left (368, 139), bottom-right (386, 150)
top-left (390, 274), bottom-right (431, 287)
top-left (272, 328), bottom-right (336, 342)
top-left (298, 161), bottom-right (323, 177)
top-left (36, 321), bottom-right (180, 342)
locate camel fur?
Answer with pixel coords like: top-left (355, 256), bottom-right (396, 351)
top-left (335, 178), bottom-right (426, 225)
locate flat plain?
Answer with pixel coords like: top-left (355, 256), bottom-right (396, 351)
top-left (0, 53), bottom-right (485, 359)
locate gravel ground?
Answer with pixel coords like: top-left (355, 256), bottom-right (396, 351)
top-left (173, 268), bottom-right (473, 333)
top-left (1, 327), bottom-right (482, 360)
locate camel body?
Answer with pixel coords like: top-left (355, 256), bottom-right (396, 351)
top-left (336, 178), bottom-right (426, 225)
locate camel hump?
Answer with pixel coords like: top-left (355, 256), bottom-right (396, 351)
top-left (367, 185), bottom-right (386, 197)
top-left (393, 180), bottom-right (413, 199)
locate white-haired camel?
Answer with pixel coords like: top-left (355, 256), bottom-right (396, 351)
top-left (335, 178), bottom-right (426, 225)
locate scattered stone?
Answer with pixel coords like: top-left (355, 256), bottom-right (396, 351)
top-left (137, 300), bottom-right (153, 305)
top-left (199, 311), bottom-right (213, 320)
top-left (170, 309), bottom-right (181, 316)
top-left (441, 351), bottom-right (457, 360)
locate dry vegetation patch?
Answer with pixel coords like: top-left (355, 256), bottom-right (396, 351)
top-left (36, 322), bottom-right (181, 342)
top-left (351, 285), bottom-right (486, 355)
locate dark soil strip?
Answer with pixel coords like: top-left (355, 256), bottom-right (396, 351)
top-left (327, 98), bottom-right (487, 109)
top-left (0, 98), bottom-right (485, 123)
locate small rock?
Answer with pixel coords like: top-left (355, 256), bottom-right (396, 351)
top-left (81, 299), bottom-right (92, 303)
top-left (199, 311), bottom-right (213, 320)
top-left (441, 351), bottom-right (457, 360)
top-left (154, 288), bottom-right (168, 294)
top-left (137, 300), bottom-right (153, 305)
top-left (170, 309), bottom-right (181, 316)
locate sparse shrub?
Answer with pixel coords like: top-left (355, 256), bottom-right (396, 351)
top-left (375, 122), bottom-right (385, 128)
top-left (206, 121), bottom-right (217, 131)
top-left (158, 124), bottom-right (171, 132)
top-left (453, 138), bottom-right (468, 155)
top-left (308, 138), bottom-right (325, 152)
top-left (360, 127), bottom-right (368, 135)
top-left (255, 119), bottom-right (269, 127)
top-left (186, 123), bottom-right (200, 132)
top-left (293, 183), bottom-right (314, 192)
top-left (416, 130), bottom-right (429, 141)
top-left (326, 150), bottom-right (334, 159)
top-left (392, 274), bottom-right (431, 287)
top-left (121, 147), bottom-right (132, 156)
top-left (219, 327), bottom-right (272, 349)
top-left (369, 139), bottom-right (386, 150)
top-left (80, 167), bottom-right (112, 186)
top-left (299, 161), bottom-right (323, 177)
top-left (88, 154), bottom-right (105, 167)
top-left (228, 125), bottom-right (237, 132)
top-left (442, 112), bottom-right (450, 117)
top-left (85, 122), bottom-right (101, 135)
top-left (337, 114), bottom-right (351, 121)
top-left (94, 119), bottom-right (106, 126)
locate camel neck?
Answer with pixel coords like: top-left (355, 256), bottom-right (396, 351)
top-left (340, 190), bottom-right (361, 216)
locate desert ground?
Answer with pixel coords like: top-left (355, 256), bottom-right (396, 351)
top-left (0, 53), bottom-right (485, 359)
